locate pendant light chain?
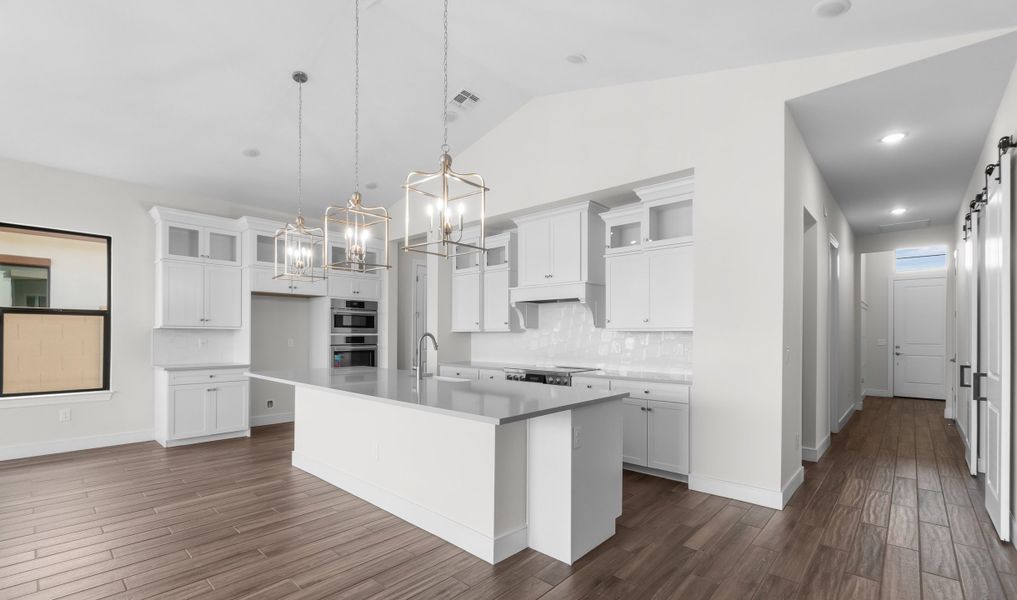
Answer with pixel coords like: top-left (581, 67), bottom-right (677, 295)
top-left (296, 77), bottom-right (304, 218)
top-left (353, 0), bottom-right (360, 193)
top-left (441, 0), bottom-right (449, 154)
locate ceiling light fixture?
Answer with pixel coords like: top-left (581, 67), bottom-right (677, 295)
top-left (813, 0), bottom-right (852, 18)
top-left (365, 182), bottom-right (379, 190)
top-left (324, 0), bottom-right (391, 273)
top-left (241, 148), bottom-right (261, 158)
top-left (274, 71), bottom-right (326, 282)
top-left (880, 131), bottom-right (908, 145)
top-left (566, 53), bottom-right (587, 65)
top-left (403, 0), bottom-right (487, 260)
top-left (891, 207), bottom-right (907, 216)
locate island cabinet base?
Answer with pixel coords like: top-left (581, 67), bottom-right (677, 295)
top-left (290, 387), bottom-right (621, 565)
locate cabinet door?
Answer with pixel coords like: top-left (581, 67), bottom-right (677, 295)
top-left (204, 266), bottom-right (242, 328)
top-left (212, 382), bottom-right (248, 433)
top-left (451, 272), bottom-right (481, 332)
top-left (251, 267), bottom-right (294, 295)
top-left (622, 398), bottom-right (648, 466)
top-left (548, 211), bottom-right (582, 282)
top-left (606, 253), bottom-right (649, 330)
top-left (169, 386), bottom-right (212, 439)
top-left (164, 223), bottom-right (202, 262)
top-left (290, 278), bottom-right (327, 297)
top-left (355, 277), bottom-right (381, 300)
top-left (162, 261), bottom-right (205, 327)
top-left (204, 228), bottom-right (241, 266)
top-left (483, 269), bottom-right (510, 331)
top-left (647, 400), bottom-right (689, 474)
top-left (648, 245), bottom-right (693, 330)
top-left (517, 219), bottom-right (551, 286)
top-left (252, 232), bottom-right (283, 268)
top-left (477, 368), bottom-right (503, 381)
top-left (328, 274), bottom-right (355, 298)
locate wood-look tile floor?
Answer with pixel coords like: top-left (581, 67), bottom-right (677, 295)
top-left (2, 397), bottom-right (1016, 599)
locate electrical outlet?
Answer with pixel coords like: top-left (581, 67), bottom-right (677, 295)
top-left (59, 409), bottom-right (71, 422)
top-left (572, 426), bottom-right (582, 450)
top-left (267, 400), bottom-right (274, 408)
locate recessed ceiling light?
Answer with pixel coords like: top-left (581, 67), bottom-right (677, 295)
top-left (891, 207), bottom-right (907, 216)
top-left (241, 148), bottom-right (261, 158)
top-left (880, 131), bottom-right (908, 145)
top-left (813, 0), bottom-right (852, 17)
top-left (365, 182), bottom-right (379, 190)
top-left (565, 53), bottom-right (587, 65)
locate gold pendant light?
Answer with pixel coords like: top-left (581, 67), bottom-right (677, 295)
top-left (325, 0), bottom-right (391, 273)
top-left (275, 71), bottom-right (326, 282)
top-left (403, 0), bottom-right (487, 259)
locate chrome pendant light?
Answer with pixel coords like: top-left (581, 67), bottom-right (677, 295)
top-left (275, 71), bottom-right (326, 282)
top-left (325, 0), bottom-right (391, 273)
top-left (403, 0), bottom-right (487, 259)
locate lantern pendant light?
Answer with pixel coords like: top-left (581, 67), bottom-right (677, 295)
top-left (325, 0), bottom-right (391, 273)
top-left (275, 71), bottom-right (326, 282)
top-left (403, 0), bottom-right (487, 259)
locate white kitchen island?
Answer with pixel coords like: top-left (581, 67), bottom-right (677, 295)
top-left (246, 367), bottom-right (626, 565)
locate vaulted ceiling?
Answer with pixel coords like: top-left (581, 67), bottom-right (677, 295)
top-left (1, 0), bottom-right (1015, 213)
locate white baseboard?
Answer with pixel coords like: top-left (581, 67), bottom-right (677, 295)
top-left (689, 471), bottom-right (796, 510)
top-left (250, 412), bottom-right (295, 427)
top-left (863, 388), bottom-right (892, 398)
top-left (783, 466), bottom-right (805, 507)
top-left (293, 451), bottom-right (526, 564)
top-left (838, 403), bottom-right (858, 431)
top-left (802, 435), bottom-right (831, 463)
top-left (159, 430), bottom-right (250, 448)
top-left (0, 429), bottom-right (153, 462)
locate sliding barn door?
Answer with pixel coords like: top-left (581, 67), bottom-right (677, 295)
top-left (981, 151), bottom-right (1012, 541)
top-left (966, 214), bottom-right (981, 477)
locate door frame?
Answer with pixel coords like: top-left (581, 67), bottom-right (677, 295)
top-left (828, 233), bottom-right (840, 434)
top-left (887, 270), bottom-right (948, 399)
top-left (410, 261), bottom-right (427, 370)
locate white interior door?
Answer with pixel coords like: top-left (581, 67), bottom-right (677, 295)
top-left (961, 219), bottom-right (979, 476)
top-left (893, 277), bottom-right (947, 399)
top-left (981, 153), bottom-right (1011, 541)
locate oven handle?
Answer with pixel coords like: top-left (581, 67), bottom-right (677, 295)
top-left (332, 310), bottom-right (378, 316)
top-left (331, 345), bottom-right (378, 351)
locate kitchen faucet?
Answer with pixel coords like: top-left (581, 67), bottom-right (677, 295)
top-left (414, 333), bottom-right (438, 382)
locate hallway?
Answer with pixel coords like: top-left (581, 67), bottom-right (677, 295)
top-left (764, 396), bottom-right (1017, 599)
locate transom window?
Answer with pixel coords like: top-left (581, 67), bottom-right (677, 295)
top-left (894, 245), bottom-right (948, 273)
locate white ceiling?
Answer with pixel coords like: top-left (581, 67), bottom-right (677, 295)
top-left (1, 1), bottom-right (1016, 214)
top-left (788, 33), bottom-right (1017, 235)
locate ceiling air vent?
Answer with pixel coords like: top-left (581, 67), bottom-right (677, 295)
top-left (449, 89), bottom-right (480, 111)
top-left (879, 219), bottom-right (930, 233)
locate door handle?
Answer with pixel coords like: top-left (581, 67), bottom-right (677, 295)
top-left (973, 372), bottom-right (988, 402)
top-left (894, 351), bottom-right (902, 356)
top-left (959, 364), bottom-right (971, 388)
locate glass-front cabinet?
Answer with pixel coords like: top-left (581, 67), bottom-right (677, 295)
top-left (163, 222), bottom-right (241, 266)
top-left (601, 176), bottom-right (694, 255)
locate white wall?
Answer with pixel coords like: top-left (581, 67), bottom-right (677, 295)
top-left (0, 157), bottom-right (289, 458)
top-left (955, 55), bottom-right (1017, 523)
top-left (857, 224), bottom-right (956, 254)
top-left (383, 32), bottom-right (998, 505)
top-left (784, 112), bottom-right (858, 475)
top-left (249, 295), bottom-right (310, 425)
top-left (470, 303), bottom-right (693, 375)
top-left (396, 244), bottom-right (426, 369)
top-left (0, 231), bottom-right (107, 309)
top-left (861, 251), bottom-right (894, 396)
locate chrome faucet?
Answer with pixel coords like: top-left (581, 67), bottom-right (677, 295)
top-left (414, 333), bottom-right (438, 381)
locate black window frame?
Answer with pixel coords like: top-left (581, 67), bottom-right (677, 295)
top-left (0, 222), bottom-right (112, 397)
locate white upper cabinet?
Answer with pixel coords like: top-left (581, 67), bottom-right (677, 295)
top-left (515, 205), bottom-right (603, 286)
top-left (601, 176), bottom-right (694, 331)
top-left (157, 261), bottom-right (242, 328)
top-left (155, 209), bottom-right (242, 267)
top-left (483, 268), bottom-right (511, 331)
top-left (452, 271), bottom-right (482, 332)
top-left (450, 231), bottom-right (522, 333)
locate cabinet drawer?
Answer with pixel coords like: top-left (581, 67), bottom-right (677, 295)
top-left (439, 366), bottom-right (479, 379)
top-left (168, 369), bottom-right (248, 386)
top-left (611, 380), bottom-right (690, 403)
top-left (477, 368), bottom-right (504, 381)
top-left (571, 375), bottom-right (610, 391)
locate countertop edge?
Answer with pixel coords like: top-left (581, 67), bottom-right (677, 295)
top-left (155, 363), bottom-right (251, 372)
top-left (438, 361), bottom-right (693, 386)
top-left (245, 371), bottom-right (628, 425)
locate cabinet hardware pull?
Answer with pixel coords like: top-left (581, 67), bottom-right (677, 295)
top-left (640, 407), bottom-right (646, 411)
top-left (209, 375), bottom-right (214, 379)
top-left (646, 407), bottom-right (653, 412)
top-left (207, 387), bottom-right (217, 392)
top-left (643, 318), bottom-right (649, 323)
top-left (644, 390), bottom-right (650, 394)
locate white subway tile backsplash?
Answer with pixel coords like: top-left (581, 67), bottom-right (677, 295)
top-left (470, 303), bottom-right (692, 376)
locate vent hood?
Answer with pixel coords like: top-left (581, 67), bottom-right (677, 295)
top-left (509, 282), bottom-right (605, 329)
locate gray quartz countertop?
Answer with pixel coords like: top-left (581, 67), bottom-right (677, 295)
top-left (439, 361), bottom-right (692, 385)
top-left (154, 363), bottom-right (251, 372)
top-left (246, 367), bottom-right (626, 425)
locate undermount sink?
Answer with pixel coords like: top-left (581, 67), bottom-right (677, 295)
top-left (433, 376), bottom-right (471, 383)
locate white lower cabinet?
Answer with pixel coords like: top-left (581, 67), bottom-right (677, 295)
top-left (622, 398), bottom-right (649, 465)
top-left (645, 400), bottom-right (689, 474)
top-left (477, 368), bottom-right (503, 381)
top-left (157, 368), bottom-right (249, 446)
top-left (439, 365), bottom-right (480, 379)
